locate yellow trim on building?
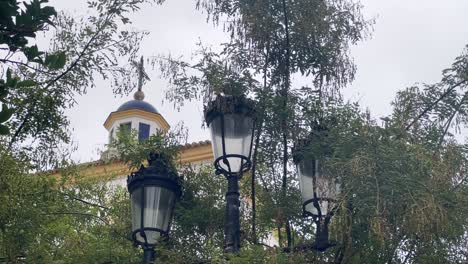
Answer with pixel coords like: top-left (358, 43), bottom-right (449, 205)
top-left (50, 143), bottom-right (214, 181)
top-left (179, 143), bottom-right (213, 164)
top-left (103, 109), bottom-right (170, 132)
top-left (77, 161), bottom-right (129, 182)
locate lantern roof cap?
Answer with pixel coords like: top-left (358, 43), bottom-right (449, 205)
top-left (127, 153), bottom-right (181, 196)
top-left (204, 94), bottom-right (255, 124)
top-left (293, 124), bottom-right (331, 163)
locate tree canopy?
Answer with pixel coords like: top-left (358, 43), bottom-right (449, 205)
top-left (0, 0), bottom-right (467, 263)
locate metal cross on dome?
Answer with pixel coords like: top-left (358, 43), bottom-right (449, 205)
top-left (133, 56), bottom-right (150, 100)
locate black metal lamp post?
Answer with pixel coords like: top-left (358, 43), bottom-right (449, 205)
top-left (204, 95), bottom-right (255, 253)
top-left (127, 153), bottom-right (181, 264)
top-left (293, 130), bottom-right (340, 252)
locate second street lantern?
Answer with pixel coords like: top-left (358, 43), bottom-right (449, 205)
top-left (294, 126), bottom-right (341, 251)
top-left (293, 127), bottom-right (340, 219)
top-left (205, 95), bottom-right (255, 176)
top-left (204, 94), bottom-right (255, 253)
top-left (127, 153), bottom-right (181, 263)
top-left (296, 157), bottom-right (341, 217)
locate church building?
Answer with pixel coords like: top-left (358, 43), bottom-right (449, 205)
top-left (53, 58), bottom-right (214, 183)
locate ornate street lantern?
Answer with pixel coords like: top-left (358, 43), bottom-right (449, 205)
top-left (204, 94), bottom-right (255, 253)
top-left (295, 155), bottom-right (340, 218)
top-left (127, 153), bottom-right (181, 263)
top-left (205, 95), bottom-right (255, 176)
top-left (293, 127), bottom-right (340, 251)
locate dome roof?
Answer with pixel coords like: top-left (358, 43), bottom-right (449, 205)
top-left (116, 100), bottom-right (159, 114)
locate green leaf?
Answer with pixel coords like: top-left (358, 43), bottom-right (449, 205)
top-left (24, 45), bottom-right (44, 62)
top-left (121, 17), bottom-right (130, 24)
top-left (44, 52), bottom-right (66, 70)
top-left (0, 105), bottom-right (14, 123)
top-left (5, 69), bottom-right (18, 88)
top-left (41, 6), bottom-right (57, 22)
top-left (6, 69), bottom-right (12, 81)
top-left (17, 80), bottom-right (37, 88)
top-left (0, 81), bottom-right (8, 100)
top-left (0, 124), bottom-right (9, 135)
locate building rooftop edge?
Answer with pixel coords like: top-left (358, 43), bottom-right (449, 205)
top-left (47, 140), bottom-right (212, 174)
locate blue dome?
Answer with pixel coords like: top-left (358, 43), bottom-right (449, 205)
top-left (117, 100), bottom-right (158, 113)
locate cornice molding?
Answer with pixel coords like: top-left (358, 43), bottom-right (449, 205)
top-left (103, 109), bottom-right (170, 132)
top-left (179, 143), bottom-right (213, 164)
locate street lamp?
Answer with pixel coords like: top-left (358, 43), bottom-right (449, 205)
top-left (293, 128), bottom-right (340, 252)
top-left (204, 94), bottom-right (255, 253)
top-left (127, 153), bottom-right (181, 263)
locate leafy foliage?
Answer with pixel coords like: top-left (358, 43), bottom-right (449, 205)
top-left (0, 144), bottom-right (141, 263)
top-left (156, 0), bottom-right (468, 263)
top-left (106, 126), bottom-right (187, 170)
top-left (0, 0), bottom-right (467, 263)
top-left (1, 0), bottom-right (163, 170)
top-left (0, 0), bottom-right (57, 135)
top-left (159, 0), bottom-right (373, 253)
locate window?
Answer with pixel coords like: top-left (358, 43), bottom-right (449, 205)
top-left (138, 123), bottom-right (150, 142)
top-left (119, 122), bottom-right (132, 135)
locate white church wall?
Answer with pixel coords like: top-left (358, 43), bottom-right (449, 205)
top-left (108, 116), bottom-right (164, 141)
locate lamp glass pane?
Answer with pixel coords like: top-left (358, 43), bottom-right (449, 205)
top-left (142, 186), bottom-right (176, 244)
top-left (298, 159), bottom-right (340, 216)
top-left (304, 202), bottom-right (319, 216)
top-left (297, 159), bottom-right (316, 202)
top-left (130, 187), bottom-right (142, 233)
top-left (131, 186), bottom-right (176, 245)
top-left (210, 113), bottom-right (253, 173)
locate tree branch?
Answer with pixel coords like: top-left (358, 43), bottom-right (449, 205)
top-left (8, 9), bottom-right (117, 146)
top-left (0, 58), bottom-right (54, 75)
top-left (42, 25), bottom-right (103, 90)
top-left (451, 173), bottom-right (468, 192)
top-left (281, 0), bottom-right (293, 250)
top-left (405, 79), bottom-right (467, 131)
top-left (42, 212), bottom-right (109, 225)
top-left (59, 191), bottom-right (110, 210)
top-left (8, 109), bottom-right (32, 150)
top-left (250, 120), bottom-right (263, 244)
top-left (437, 91), bottom-right (468, 147)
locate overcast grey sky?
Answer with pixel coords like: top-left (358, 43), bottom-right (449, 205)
top-left (50, 0), bottom-right (468, 163)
